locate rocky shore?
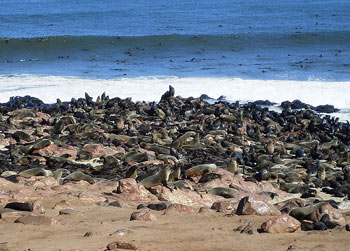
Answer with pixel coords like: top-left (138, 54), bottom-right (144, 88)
top-left (0, 86), bottom-right (350, 250)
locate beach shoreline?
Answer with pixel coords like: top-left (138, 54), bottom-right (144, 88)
top-left (0, 88), bottom-right (350, 250)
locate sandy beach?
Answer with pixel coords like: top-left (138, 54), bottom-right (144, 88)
top-left (1, 176), bottom-right (350, 251)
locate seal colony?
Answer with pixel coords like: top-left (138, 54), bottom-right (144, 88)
top-left (1, 86), bottom-right (350, 248)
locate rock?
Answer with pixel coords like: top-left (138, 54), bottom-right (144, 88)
top-left (5, 202), bottom-right (33, 212)
top-left (83, 232), bottom-right (93, 237)
top-left (94, 180), bottom-right (120, 191)
top-left (117, 178), bottom-right (139, 194)
top-left (337, 200), bottom-right (350, 210)
top-left (147, 202), bottom-right (167, 211)
top-left (0, 208), bottom-right (32, 222)
top-left (236, 196), bottom-right (281, 216)
top-left (0, 242), bottom-right (11, 251)
top-left (198, 207), bottom-right (211, 213)
top-left (130, 211), bottom-right (157, 221)
top-left (149, 185), bottom-right (216, 208)
top-left (10, 188), bottom-right (33, 199)
top-left (281, 100), bottom-right (310, 110)
top-left (15, 215), bottom-right (57, 226)
top-left (0, 177), bottom-right (14, 186)
top-left (114, 180), bottom-right (157, 204)
top-left (211, 199), bottom-right (238, 213)
top-left (0, 138), bottom-right (11, 148)
top-left (108, 200), bottom-right (130, 209)
top-left (52, 200), bottom-right (72, 210)
top-left (261, 214), bottom-right (301, 233)
top-left (199, 94), bottom-right (212, 100)
top-left (314, 104), bottom-right (339, 113)
top-left (163, 203), bottom-right (195, 215)
top-left (107, 241), bottom-right (137, 250)
top-left (34, 144), bottom-right (78, 160)
top-left (59, 209), bottom-right (79, 215)
top-left (32, 200), bottom-right (45, 214)
top-left (37, 176), bottom-right (59, 187)
top-left (109, 229), bottom-right (134, 237)
top-left (96, 201), bottom-right (109, 207)
top-left (286, 245), bottom-right (311, 251)
top-left (233, 221), bottom-right (257, 234)
top-left (83, 144), bottom-right (111, 158)
top-left (7, 95), bottom-right (44, 108)
top-left (250, 100), bottom-right (276, 106)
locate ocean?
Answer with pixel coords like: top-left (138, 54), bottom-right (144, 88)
top-left (0, 0), bottom-right (350, 119)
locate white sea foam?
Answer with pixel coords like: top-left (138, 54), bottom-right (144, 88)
top-left (1, 74), bottom-right (350, 110)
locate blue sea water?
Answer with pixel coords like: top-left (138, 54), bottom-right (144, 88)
top-left (0, 0), bottom-right (350, 114)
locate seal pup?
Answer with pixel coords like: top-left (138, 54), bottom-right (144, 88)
top-left (316, 162), bottom-right (326, 180)
top-left (123, 151), bottom-right (155, 163)
top-left (160, 85), bottom-right (175, 102)
top-left (320, 138), bottom-right (338, 150)
top-left (343, 165), bottom-right (350, 183)
top-left (183, 133), bottom-right (201, 149)
top-left (63, 171), bottom-right (95, 184)
top-left (100, 155), bottom-right (120, 166)
top-left (338, 152), bottom-right (350, 165)
top-left (125, 165), bottom-right (138, 179)
top-left (53, 169), bottom-right (67, 182)
top-left (156, 154), bottom-right (178, 164)
top-left (168, 165), bottom-right (181, 182)
top-left (167, 180), bottom-right (193, 190)
top-left (30, 139), bottom-right (52, 152)
top-left (185, 164), bottom-right (217, 178)
top-left (173, 131), bottom-right (196, 148)
top-left (140, 165), bottom-right (171, 189)
top-left (18, 168), bottom-right (53, 178)
top-left (207, 187), bottom-right (236, 198)
top-left (272, 153), bottom-right (284, 164)
top-left (225, 157), bottom-right (238, 173)
top-left (266, 140), bottom-right (275, 155)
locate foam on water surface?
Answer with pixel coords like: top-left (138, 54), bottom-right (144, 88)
top-left (1, 74), bottom-right (349, 109)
